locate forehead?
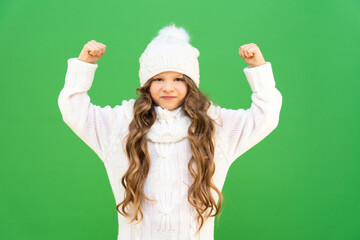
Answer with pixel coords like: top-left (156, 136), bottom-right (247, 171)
top-left (153, 71), bottom-right (184, 78)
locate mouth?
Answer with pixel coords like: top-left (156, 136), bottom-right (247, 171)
top-left (161, 96), bottom-right (176, 100)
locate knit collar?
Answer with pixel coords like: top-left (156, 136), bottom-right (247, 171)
top-left (154, 105), bottom-right (182, 121)
top-left (147, 105), bottom-right (192, 143)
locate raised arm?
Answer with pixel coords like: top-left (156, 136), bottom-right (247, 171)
top-left (58, 41), bottom-right (134, 163)
top-left (213, 43), bottom-right (283, 166)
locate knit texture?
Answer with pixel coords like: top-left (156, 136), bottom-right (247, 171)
top-left (139, 23), bottom-right (200, 88)
top-left (58, 57), bottom-right (283, 240)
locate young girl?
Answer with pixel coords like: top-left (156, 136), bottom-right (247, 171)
top-left (58, 23), bottom-right (282, 240)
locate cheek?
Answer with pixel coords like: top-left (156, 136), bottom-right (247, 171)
top-left (149, 84), bottom-right (160, 97)
top-left (180, 84), bottom-right (188, 96)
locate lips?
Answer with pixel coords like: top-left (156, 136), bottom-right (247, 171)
top-left (161, 96), bottom-right (176, 100)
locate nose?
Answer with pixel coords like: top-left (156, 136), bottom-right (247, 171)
top-left (162, 81), bottom-right (175, 91)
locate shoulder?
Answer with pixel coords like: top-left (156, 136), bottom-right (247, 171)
top-left (207, 101), bottom-right (222, 124)
top-left (119, 98), bottom-right (136, 123)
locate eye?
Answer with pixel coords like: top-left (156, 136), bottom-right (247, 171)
top-left (175, 78), bottom-right (184, 81)
top-left (154, 78), bottom-right (163, 81)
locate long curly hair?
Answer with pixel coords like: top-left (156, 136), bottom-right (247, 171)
top-left (116, 74), bottom-right (224, 234)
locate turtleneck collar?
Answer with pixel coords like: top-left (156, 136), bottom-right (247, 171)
top-left (147, 105), bottom-right (192, 143)
top-left (154, 105), bottom-right (183, 121)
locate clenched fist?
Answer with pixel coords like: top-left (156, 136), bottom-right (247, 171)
top-left (239, 43), bottom-right (266, 67)
top-left (78, 40), bottom-right (107, 64)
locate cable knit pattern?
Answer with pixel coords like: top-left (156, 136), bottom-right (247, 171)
top-left (155, 190), bottom-right (177, 232)
top-left (147, 106), bottom-right (192, 144)
top-left (153, 142), bottom-right (176, 180)
top-left (138, 23), bottom-right (200, 88)
top-left (58, 57), bottom-right (283, 240)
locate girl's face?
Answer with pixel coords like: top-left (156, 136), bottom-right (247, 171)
top-left (149, 71), bottom-right (188, 110)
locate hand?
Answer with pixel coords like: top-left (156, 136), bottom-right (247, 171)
top-left (78, 40), bottom-right (107, 64)
top-left (239, 43), bottom-right (266, 67)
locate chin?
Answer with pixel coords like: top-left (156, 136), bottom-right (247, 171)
top-left (162, 105), bottom-right (176, 110)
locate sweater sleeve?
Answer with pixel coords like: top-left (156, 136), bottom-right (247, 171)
top-left (216, 62), bottom-right (283, 166)
top-left (57, 58), bottom-right (133, 163)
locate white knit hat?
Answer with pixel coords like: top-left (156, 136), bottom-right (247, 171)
top-left (139, 23), bottom-right (200, 88)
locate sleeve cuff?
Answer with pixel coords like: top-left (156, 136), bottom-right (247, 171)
top-left (243, 62), bottom-right (276, 92)
top-left (64, 58), bottom-right (99, 90)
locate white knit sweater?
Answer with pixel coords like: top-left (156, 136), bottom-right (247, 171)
top-left (58, 58), bottom-right (283, 240)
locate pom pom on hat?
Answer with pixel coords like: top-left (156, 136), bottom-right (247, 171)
top-left (155, 23), bottom-right (190, 43)
top-left (139, 23), bottom-right (200, 88)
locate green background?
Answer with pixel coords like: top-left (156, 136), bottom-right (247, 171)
top-left (1, 0), bottom-right (359, 239)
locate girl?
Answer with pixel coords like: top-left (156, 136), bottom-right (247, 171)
top-left (58, 23), bottom-right (282, 240)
